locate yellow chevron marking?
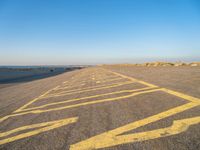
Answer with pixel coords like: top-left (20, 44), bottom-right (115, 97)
top-left (0, 117), bottom-right (78, 145)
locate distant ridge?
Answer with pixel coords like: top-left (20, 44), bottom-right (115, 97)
top-left (100, 62), bottom-right (200, 67)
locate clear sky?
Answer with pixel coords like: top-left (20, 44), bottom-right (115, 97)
top-left (0, 0), bottom-right (200, 65)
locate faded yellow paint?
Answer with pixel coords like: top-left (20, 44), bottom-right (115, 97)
top-left (95, 77), bottom-right (126, 83)
top-left (161, 88), bottom-right (200, 103)
top-left (15, 71), bottom-right (89, 112)
top-left (69, 70), bottom-right (200, 150)
top-left (104, 68), bottom-right (158, 88)
top-left (44, 81), bottom-right (135, 98)
top-left (70, 116), bottom-right (200, 150)
top-left (60, 77), bottom-right (125, 90)
top-left (55, 80), bottom-right (132, 92)
top-left (0, 117), bottom-right (78, 145)
top-left (1, 68), bottom-right (200, 148)
top-left (19, 87), bottom-right (153, 112)
top-left (14, 85), bottom-right (60, 113)
top-left (0, 71), bottom-right (88, 122)
top-left (0, 88), bottom-right (160, 122)
top-left (63, 81), bottom-right (69, 84)
top-left (88, 76), bottom-right (122, 82)
top-left (92, 76), bottom-right (122, 82)
top-left (1, 70), bottom-right (119, 122)
top-left (20, 72), bottom-right (86, 110)
top-left (15, 70), bottom-right (120, 113)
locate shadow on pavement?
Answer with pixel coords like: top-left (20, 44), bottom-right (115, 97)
top-left (0, 68), bottom-right (83, 88)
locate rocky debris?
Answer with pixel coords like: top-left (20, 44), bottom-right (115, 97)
top-left (189, 62), bottom-right (200, 67)
top-left (107, 62), bottom-right (200, 67)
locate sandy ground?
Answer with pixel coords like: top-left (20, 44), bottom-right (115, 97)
top-left (0, 66), bottom-right (200, 150)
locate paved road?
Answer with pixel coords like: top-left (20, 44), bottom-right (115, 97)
top-left (0, 66), bottom-right (200, 150)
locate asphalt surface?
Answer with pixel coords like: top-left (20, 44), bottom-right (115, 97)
top-left (0, 66), bottom-right (200, 150)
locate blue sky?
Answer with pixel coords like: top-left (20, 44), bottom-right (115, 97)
top-left (0, 0), bottom-right (200, 65)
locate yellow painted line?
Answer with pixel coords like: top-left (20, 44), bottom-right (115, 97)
top-left (70, 115), bottom-right (200, 150)
top-left (161, 88), bottom-right (200, 103)
top-left (92, 75), bottom-right (119, 80)
top-left (0, 117), bottom-right (78, 145)
top-left (0, 88), bottom-right (161, 122)
top-left (70, 102), bottom-right (200, 150)
top-left (57, 79), bottom-right (126, 91)
top-left (14, 85), bottom-right (60, 113)
top-left (113, 116), bottom-right (200, 143)
top-left (18, 87), bottom-right (153, 112)
top-left (69, 72), bottom-right (200, 150)
top-left (61, 73), bottom-right (112, 87)
top-left (62, 76), bottom-right (123, 88)
top-left (104, 68), bottom-right (158, 88)
top-left (2, 69), bottom-right (88, 120)
top-left (44, 81), bottom-right (136, 98)
top-left (87, 74), bottom-right (121, 80)
top-left (63, 81), bottom-right (69, 84)
top-left (94, 77), bottom-right (127, 83)
top-left (1, 67), bottom-right (199, 148)
top-left (15, 70), bottom-right (88, 112)
top-left (55, 80), bottom-right (133, 93)
top-left (94, 76), bottom-right (123, 82)
top-left (60, 77), bottom-right (125, 89)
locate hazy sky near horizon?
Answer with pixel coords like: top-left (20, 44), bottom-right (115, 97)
top-left (0, 0), bottom-right (200, 65)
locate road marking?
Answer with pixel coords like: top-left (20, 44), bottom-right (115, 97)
top-left (55, 80), bottom-right (131, 91)
top-left (14, 69), bottom-right (126, 114)
top-left (0, 88), bottom-right (160, 122)
top-left (14, 85), bottom-right (60, 113)
top-left (1, 69), bottom-right (125, 122)
top-left (104, 68), bottom-right (158, 88)
top-left (91, 76), bottom-right (121, 81)
top-left (69, 69), bottom-right (200, 150)
top-left (0, 117), bottom-right (78, 145)
top-left (63, 81), bottom-right (69, 84)
top-left (15, 71), bottom-right (90, 113)
top-left (60, 77), bottom-right (125, 89)
top-left (95, 77), bottom-right (127, 83)
top-left (161, 88), bottom-right (200, 103)
top-left (44, 81), bottom-right (136, 98)
top-left (18, 87), bottom-right (154, 112)
top-left (1, 68), bottom-right (200, 148)
top-left (70, 115), bottom-right (200, 150)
